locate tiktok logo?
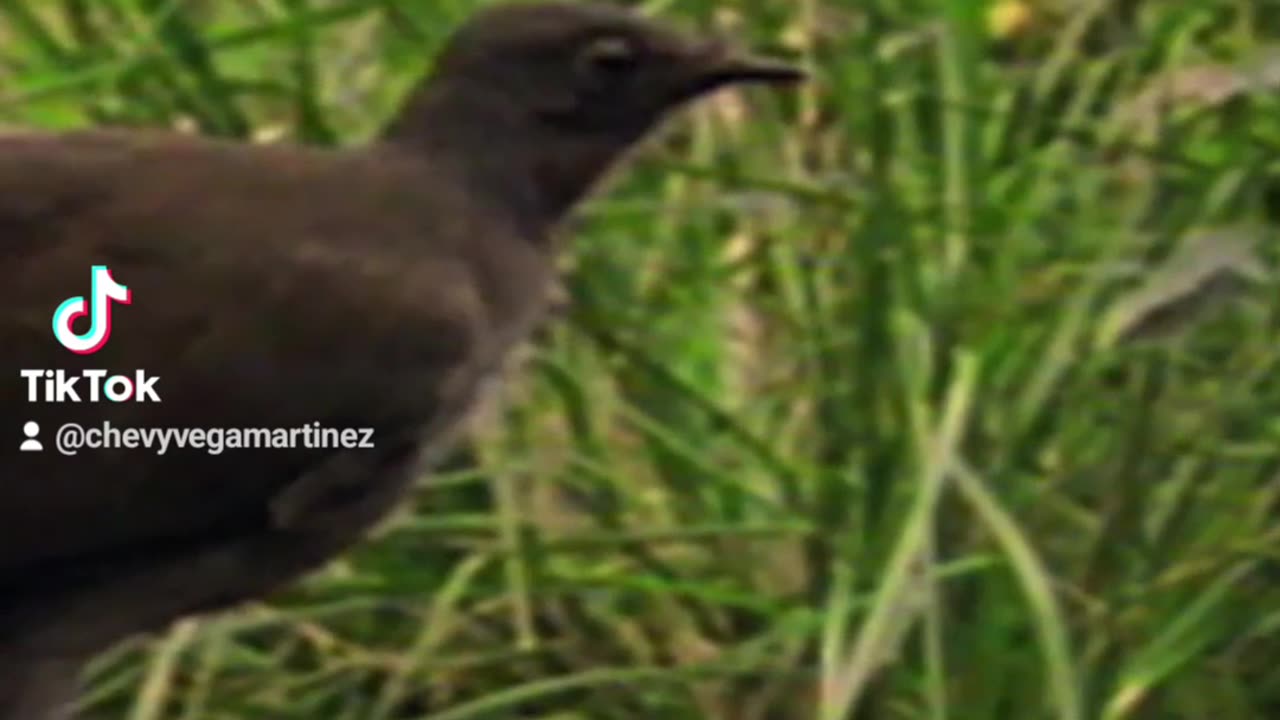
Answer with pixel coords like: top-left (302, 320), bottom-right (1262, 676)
top-left (52, 266), bottom-right (132, 355)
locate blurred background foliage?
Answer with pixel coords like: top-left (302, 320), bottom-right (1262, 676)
top-left (3, 0), bottom-right (1280, 718)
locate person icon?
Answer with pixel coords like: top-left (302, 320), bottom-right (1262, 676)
top-left (20, 421), bottom-right (43, 452)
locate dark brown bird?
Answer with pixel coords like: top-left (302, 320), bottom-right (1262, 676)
top-left (0, 2), bottom-right (802, 715)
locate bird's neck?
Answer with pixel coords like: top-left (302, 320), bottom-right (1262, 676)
top-left (382, 81), bottom-right (630, 239)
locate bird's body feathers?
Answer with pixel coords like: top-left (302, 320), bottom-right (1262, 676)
top-left (0, 129), bottom-right (554, 654)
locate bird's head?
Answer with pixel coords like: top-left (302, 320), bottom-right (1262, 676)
top-left (428, 1), bottom-right (804, 133)
top-left (388, 1), bottom-right (804, 221)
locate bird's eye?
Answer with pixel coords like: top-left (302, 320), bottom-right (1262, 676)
top-left (578, 35), bottom-right (641, 79)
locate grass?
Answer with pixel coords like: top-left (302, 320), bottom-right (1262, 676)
top-left (3, 0), bottom-right (1279, 718)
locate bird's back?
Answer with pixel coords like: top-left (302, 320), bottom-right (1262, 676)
top-left (0, 129), bottom-right (552, 644)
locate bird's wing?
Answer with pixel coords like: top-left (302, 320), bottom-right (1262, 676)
top-left (0, 131), bottom-right (488, 587)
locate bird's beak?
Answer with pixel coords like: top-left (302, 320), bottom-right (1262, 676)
top-left (706, 53), bottom-right (807, 86)
top-left (681, 42), bottom-right (806, 97)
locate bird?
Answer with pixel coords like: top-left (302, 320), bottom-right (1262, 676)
top-left (0, 2), bottom-right (803, 715)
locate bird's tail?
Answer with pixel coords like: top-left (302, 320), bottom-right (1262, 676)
top-left (0, 653), bottom-right (81, 720)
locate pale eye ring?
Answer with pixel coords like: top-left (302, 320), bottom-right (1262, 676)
top-left (579, 35), bottom-right (640, 77)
